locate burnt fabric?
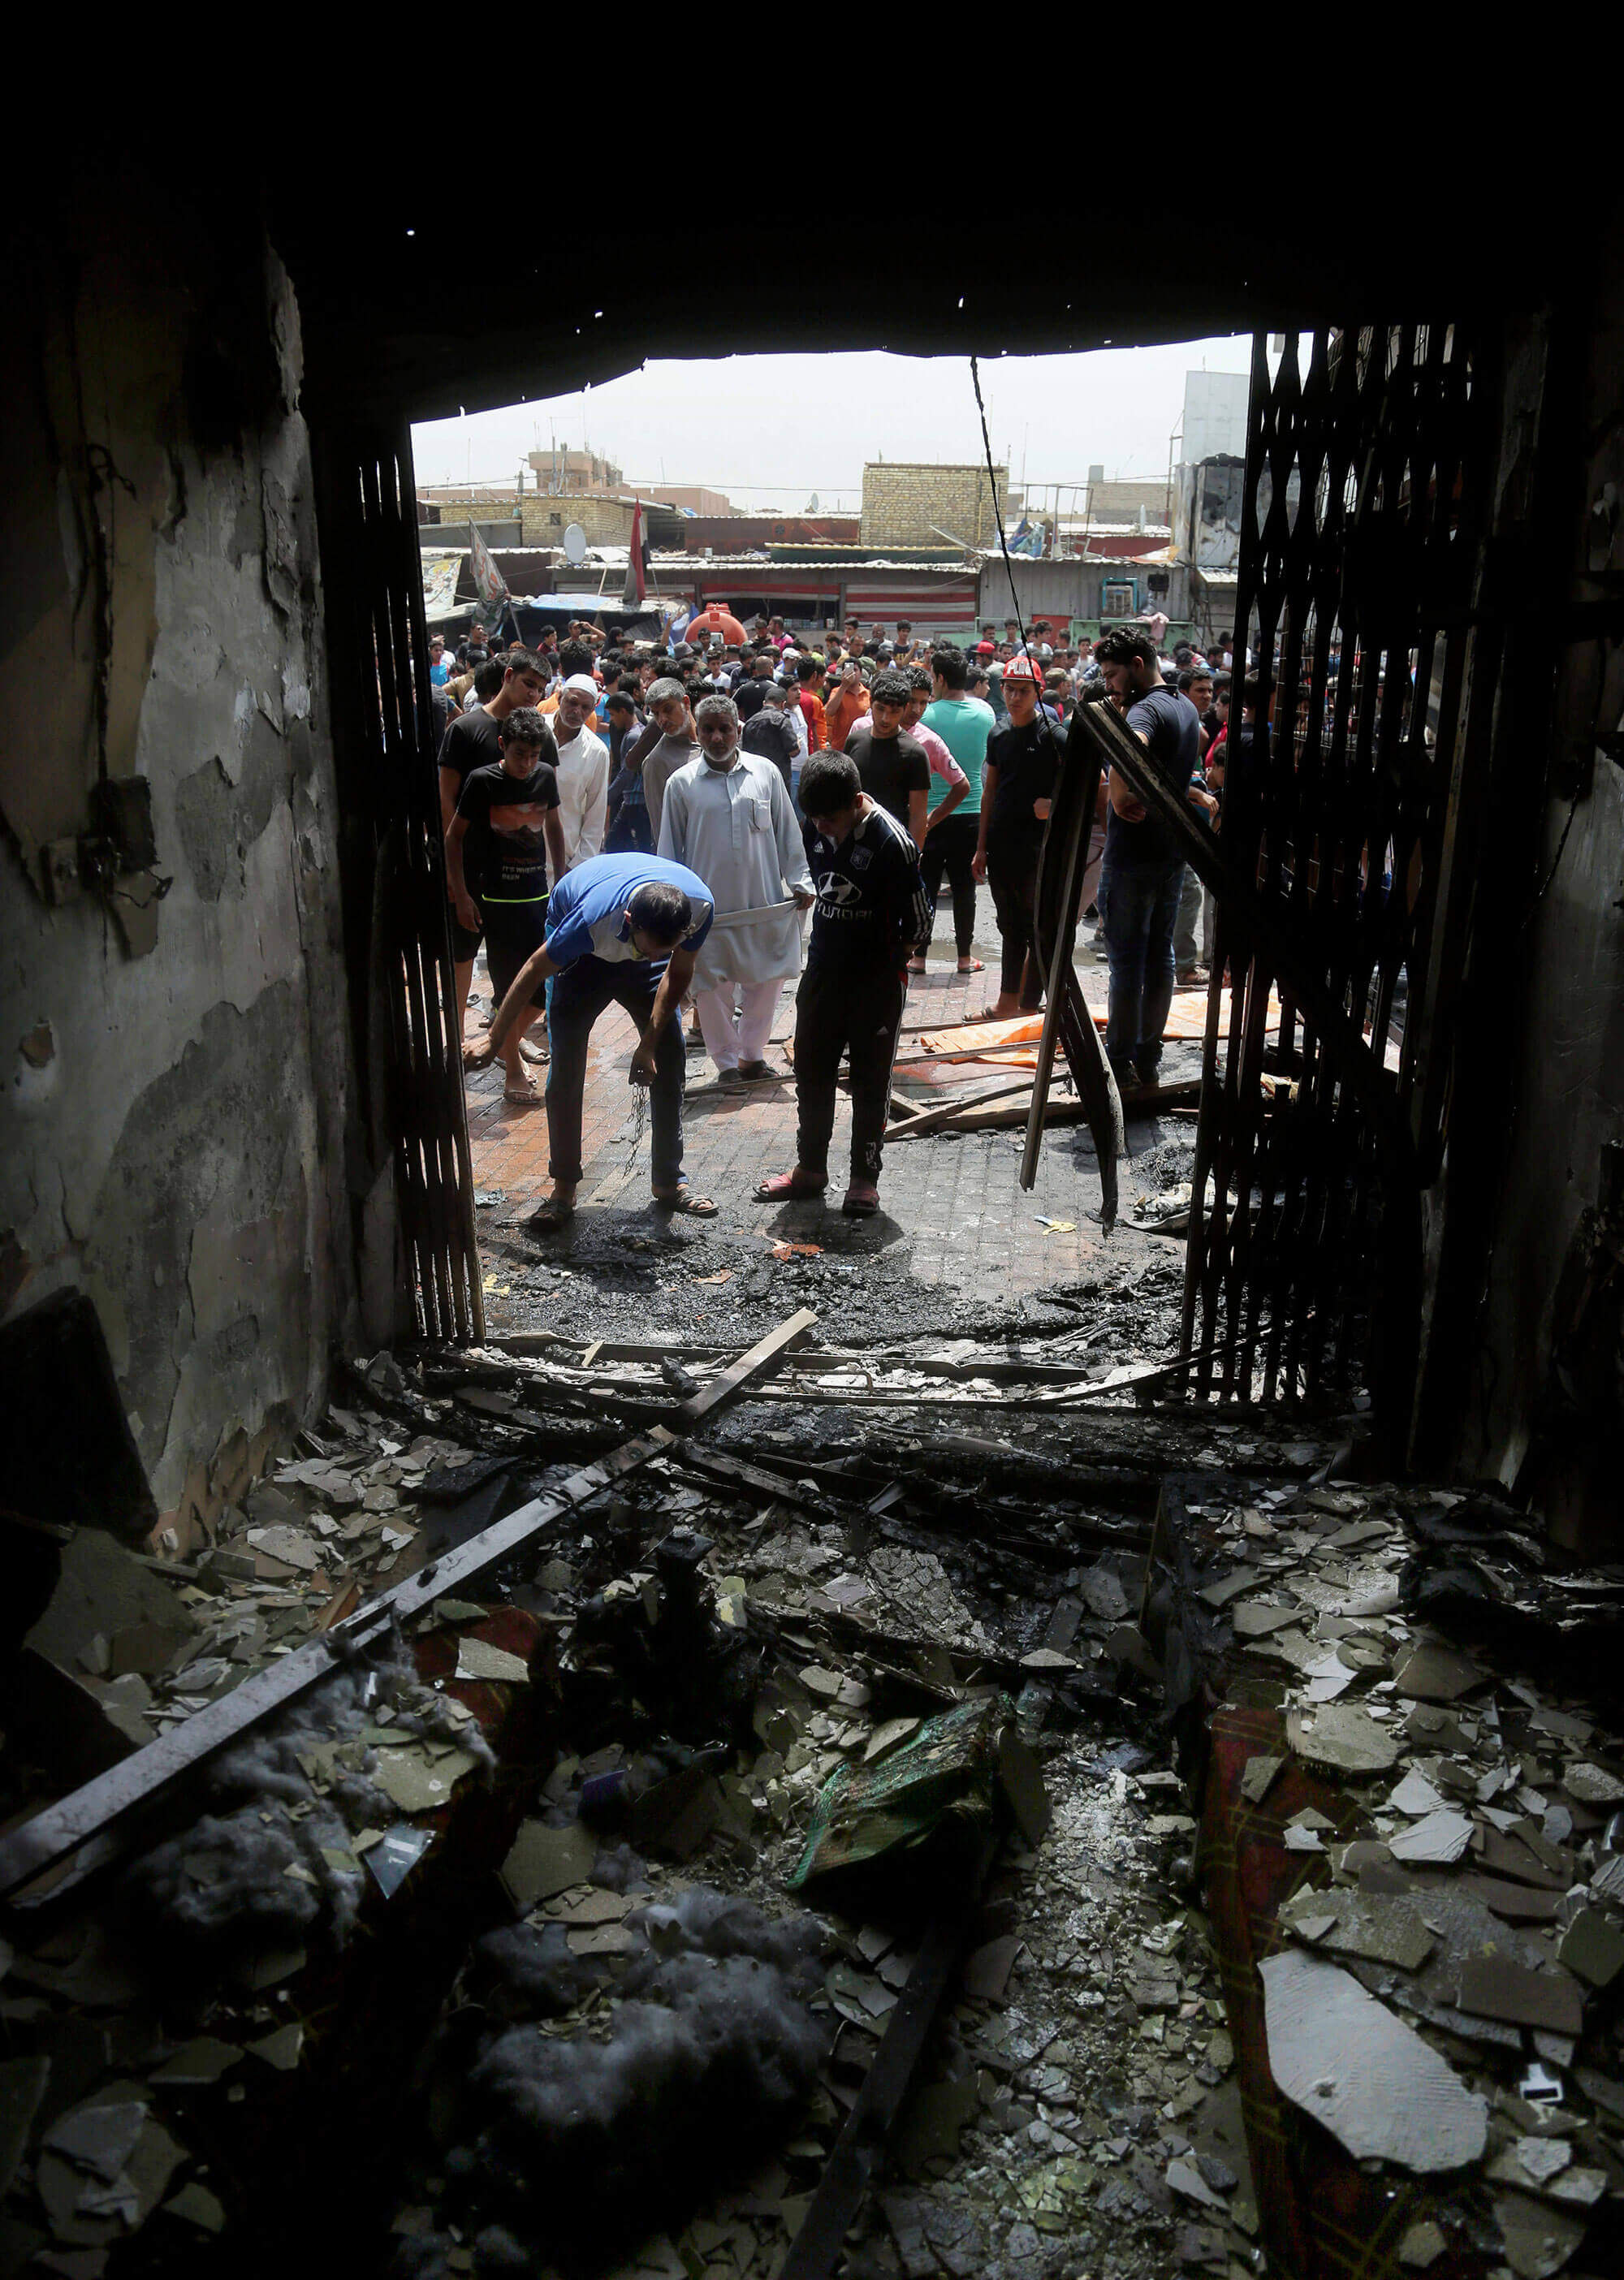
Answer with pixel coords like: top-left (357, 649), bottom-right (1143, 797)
top-left (421, 1888), bottom-right (829, 2265)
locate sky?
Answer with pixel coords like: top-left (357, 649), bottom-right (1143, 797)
top-left (410, 336), bottom-right (1250, 509)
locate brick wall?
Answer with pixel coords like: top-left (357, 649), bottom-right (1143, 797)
top-left (860, 462), bottom-right (1006, 549)
top-left (519, 494), bottom-right (636, 546)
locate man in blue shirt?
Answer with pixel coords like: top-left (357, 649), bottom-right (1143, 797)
top-left (469, 853), bottom-right (718, 1231)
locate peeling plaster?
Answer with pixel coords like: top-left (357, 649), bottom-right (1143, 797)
top-left (0, 200), bottom-right (356, 1514)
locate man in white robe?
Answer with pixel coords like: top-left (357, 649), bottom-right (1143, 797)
top-left (658, 693), bottom-right (814, 1090)
top-left (551, 675), bottom-right (609, 870)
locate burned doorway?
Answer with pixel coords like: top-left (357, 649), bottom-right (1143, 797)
top-left (313, 417), bottom-right (485, 1345)
top-left (1173, 322), bottom-right (1510, 1436)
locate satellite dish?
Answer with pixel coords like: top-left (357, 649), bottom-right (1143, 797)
top-left (808, 493), bottom-right (819, 513)
top-left (562, 523), bottom-right (588, 567)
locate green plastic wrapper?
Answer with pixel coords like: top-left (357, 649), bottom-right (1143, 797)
top-left (787, 1694), bottom-right (1021, 1890)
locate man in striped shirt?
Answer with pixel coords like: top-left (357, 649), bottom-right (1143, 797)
top-left (756, 752), bottom-right (931, 1220)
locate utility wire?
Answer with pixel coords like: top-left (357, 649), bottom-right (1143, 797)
top-left (969, 356), bottom-right (1064, 763)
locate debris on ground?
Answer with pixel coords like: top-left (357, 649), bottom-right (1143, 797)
top-left (4, 1319), bottom-right (1622, 2280)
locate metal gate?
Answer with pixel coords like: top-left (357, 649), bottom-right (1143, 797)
top-left (1181, 323), bottom-right (1503, 1419)
top-left (316, 420), bottom-right (484, 1345)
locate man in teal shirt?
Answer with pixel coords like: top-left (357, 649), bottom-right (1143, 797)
top-left (917, 647), bottom-right (997, 973)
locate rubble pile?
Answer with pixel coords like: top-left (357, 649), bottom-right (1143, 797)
top-left (359, 1375), bottom-right (1318, 2280)
top-left (5, 1315), bottom-right (1623, 2280)
top-left (1156, 1476), bottom-right (1624, 2278)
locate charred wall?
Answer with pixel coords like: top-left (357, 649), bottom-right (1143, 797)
top-left (0, 179), bottom-right (358, 1531)
top-left (1429, 230), bottom-right (1624, 1548)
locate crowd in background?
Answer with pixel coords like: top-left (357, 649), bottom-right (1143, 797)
top-left (432, 602), bottom-right (1253, 1224)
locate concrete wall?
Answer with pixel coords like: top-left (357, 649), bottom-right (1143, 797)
top-left (861, 463), bottom-right (1006, 550)
top-left (1086, 478), bottom-right (1170, 520)
top-left (0, 185), bottom-right (356, 1533)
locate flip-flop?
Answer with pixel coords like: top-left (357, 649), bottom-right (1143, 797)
top-left (503, 1080), bottom-right (542, 1106)
top-left (964, 1007), bottom-right (1010, 1024)
top-left (957, 958), bottom-right (986, 974)
top-left (653, 1190), bottom-right (719, 1218)
top-left (906, 957), bottom-right (927, 974)
top-left (529, 1196), bottom-right (575, 1232)
top-left (842, 1186), bottom-right (880, 1218)
top-left (755, 1172), bottom-right (827, 1202)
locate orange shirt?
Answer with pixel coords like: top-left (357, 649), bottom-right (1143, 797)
top-left (799, 691), bottom-right (829, 754)
top-left (824, 682), bottom-right (870, 753)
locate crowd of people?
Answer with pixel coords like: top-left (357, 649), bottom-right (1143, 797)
top-left (436, 604), bottom-right (1246, 1225)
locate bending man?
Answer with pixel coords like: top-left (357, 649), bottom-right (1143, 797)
top-left (469, 853), bottom-right (719, 1232)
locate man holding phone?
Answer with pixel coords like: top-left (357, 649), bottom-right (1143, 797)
top-left (823, 655), bottom-right (872, 753)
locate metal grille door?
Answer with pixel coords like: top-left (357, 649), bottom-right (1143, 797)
top-left (317, 422), bottom-right (484, 1345)
top-left (1183, 325), bottom-right (1501, 1415)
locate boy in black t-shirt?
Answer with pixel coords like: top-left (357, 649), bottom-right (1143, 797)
top-left (437, 648), bottom-right (554, 1051)
top-left (445, 708), bottom-right (568, 1107)
top-left (756, 753), bottom-right (931, 1220)
top-left (843, 669), bottom-right (931, 846)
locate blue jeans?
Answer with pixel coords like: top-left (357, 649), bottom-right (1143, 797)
top-left (546, 954), bottom-right (686, 1190)
top-left (1099, 856), bottom-right (1183, 1077)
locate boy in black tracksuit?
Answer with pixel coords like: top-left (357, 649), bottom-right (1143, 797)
top-left (756, 751), bottom-right (931, 1219)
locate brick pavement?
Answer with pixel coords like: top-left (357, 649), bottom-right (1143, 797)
top-left (464, 887), bottom-right (1204, 1333)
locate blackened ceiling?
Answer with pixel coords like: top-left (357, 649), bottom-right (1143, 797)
top-left (264, 178), bottom-right (1570, 431)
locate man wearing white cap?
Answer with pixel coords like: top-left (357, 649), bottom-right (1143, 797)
top-left (551, 675), bottom-right (610, 871)
top-left (658, 694), bottom-right (814, 1090)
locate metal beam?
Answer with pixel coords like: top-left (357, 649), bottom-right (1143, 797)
top-left (1023, 732), bottom-right (1125, 1220)
top-left (1065, 697), bottom-right (1414, 1168)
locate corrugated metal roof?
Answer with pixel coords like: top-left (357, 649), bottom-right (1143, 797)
top-left (659, 555), bottom-right (975, 576)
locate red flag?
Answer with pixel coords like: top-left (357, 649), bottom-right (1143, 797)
top-left (623, 498), bottom-right (646, 609)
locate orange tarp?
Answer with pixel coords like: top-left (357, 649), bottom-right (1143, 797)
top-left (917, 988), bottom-right (1282, 1067)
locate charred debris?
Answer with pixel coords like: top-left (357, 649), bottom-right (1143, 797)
top-left (0, 1307), bottom-right (1622, 2280)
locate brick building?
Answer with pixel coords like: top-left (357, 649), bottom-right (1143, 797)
top-left (525, 447), bottom-right (623, 490)
top-left (860, 460), bottom-right (1007, 549)
top-left (519, 493), bottom-right (637, 546)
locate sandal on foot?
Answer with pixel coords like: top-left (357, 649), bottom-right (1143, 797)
top-left (756, 1171), bottom-right (827, 1203)
top-left (503, 1077), bottom-right (542, 1106)
top-left (957, 956), bottom-right (985, 974)
top-left (520, 1038), bottom-right (550, 1065)
top-left (529, 1195), bottom-right (575, 1232)
top-left (653, 1190), bottom-right (718, 1218)
top-left (841, 1185), bottom-right (880, 1218)
top-left (906, 956), bottom-right (927, 974)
